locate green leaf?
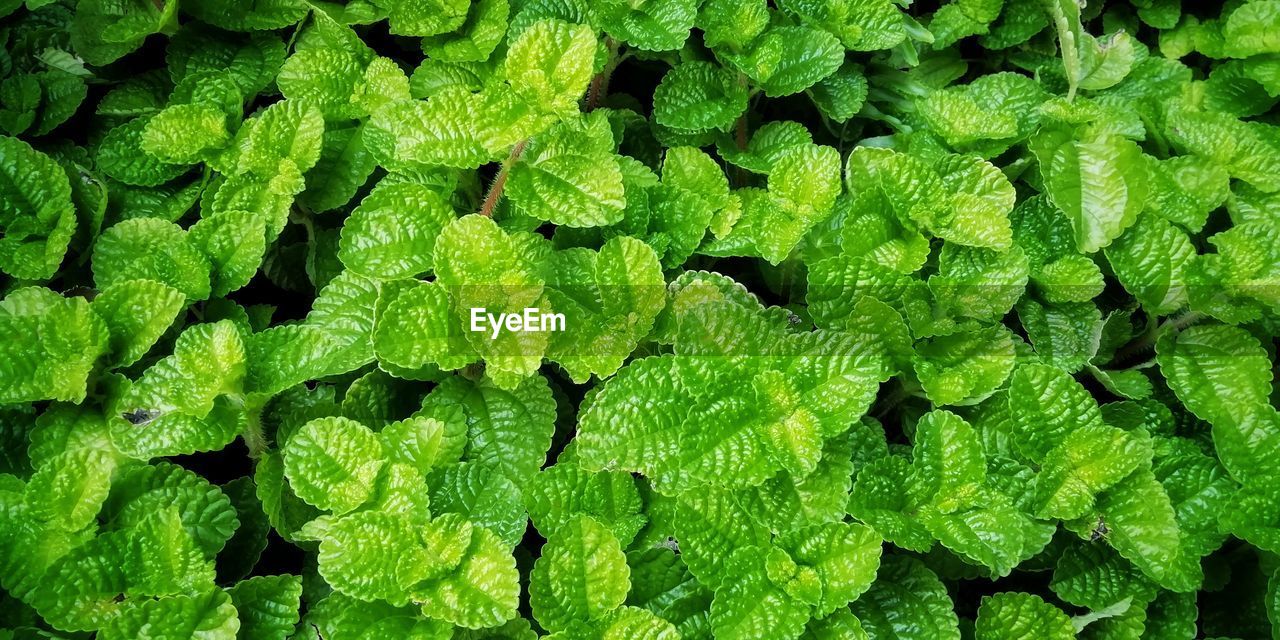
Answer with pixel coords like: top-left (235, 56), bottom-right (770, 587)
top-left (0, 136), bottom-right (77, 280)
top-left (708, 547), bottom-right (811, 640)
top-left (410, 515), bottom-right (521, 629)
top-left (1088, 469), bottom-right (1196, 591)
top-left (975, 592), bottom-right (1074, 640)
top-left (653, 61), bottom-right (748, 132)
top-left (339, 182), bottom-right (456, 280)
top-left (70, 0), bottom-right (179, 66)
top-left (777, 521), bottom-right (883, 617)
top-left (385, 0), bottom-right (471, 36)
top-left (732, 25), bottom-right (844, 97)
top-left (525, 464), bottom-right (646, 547)
top-left (1032, 424), bottom-right (1153, 520)
top-left (427, 462), bottom-right (526, 548)
top-left (0, 288), bottom-right (108, 404)
top-left (851, 555), bottom-right (960, 640)
top-left (545, 236), bottom-right (666, 381)
top-left (140, 104), bottom-right (229, 165)
top-left (90, 279), bottom-right (186, 368)
top-left (317, 511), bottom-right (430, 605)
top-left (913, 324), bottom-right (1017, 407)
top-left (595, 0), bottom-right (696, 51)
top-left (190, 209), bottom-right (269, 297)
top-left (101, 462), bottom-right (239, 558)
top-left (1051, 542), bottom-right (1156, 610)
top-left (227, 575), bottom-right (303, 640)
top-left (183, 0), bottom-right (306, 30)
top-left (507, 128), bottom-right (626, 228)
top-left (1017, 299), bottom-right (1101, 372)
top-left (504, 19), bottom-right (597, 117)
top-left (1031, 127), bottom-right (1148, 253)
top-left (97, 118), bottom-right (191, 187)
top-left (283, 416), bottom-right (385, 515)
top-left (93, 218), bottom-right (213, 302)
top-left (422, 0), bottom-right (510, 62)
top-left (24, 448), bottom-right (115, 531)
top-left (418, 374), bottom-right (557, 483)
top-left (98, 589), bottom-right (239, 640)
top-left (1008, 363), bottom-right (1103, 462)
top-left (530, 516), bottom-right (630, 633)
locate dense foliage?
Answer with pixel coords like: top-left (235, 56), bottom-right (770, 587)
top-left (2, 0), bottom-right (1280, 638)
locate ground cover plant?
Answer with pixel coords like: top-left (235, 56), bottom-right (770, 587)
top-left (1, 0), bottom-right (1280, 637)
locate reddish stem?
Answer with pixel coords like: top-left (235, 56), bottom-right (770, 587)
top-left (478, 140), bottom-right (528, 217)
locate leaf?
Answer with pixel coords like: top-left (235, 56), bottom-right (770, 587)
top-left (975, 592), bottom-right (1074, 640)
top-left (732, 25), bottom-right (844, 97)
top-left (545, 236), bottom-right (666, 381)
top-left (226, 575), bottom-right (303, 640)
top-left (97, 117), bottom-right (191, 186)
top-left (24, 448), bottom-right (116, 531)
top-left (851, 555), bottom-right (960, 640)
top-left (97, 589), bottom-right (239, 640)
top-left (1089, 469), bottom-right (1197, 591)
top-left (1008, 363), bottom-right (1103, 463)
top-left (90, 279), bottom-right (186, 368)
top-left (653, 61), bottom-right (748, 132)
top-left (140, 104), bottom-right (229, 165)
top-left (507, 129), bottom-right (626, 228)
top-left (595, 0), bottom-right (696, 51)
top-left (0, 288), bottom-right (108, 404)
top-left (183, 0), bottom-right (307, 31)
top-left (530, 516), bottom-right (630, 633)
top-left (504, 20), bottom-right (597, 117)
top-left (283, 416), bottom-right (385, 515)
top-left (777, 521), bottom-right (883, 617)
top-left (1031, 126), bottom-right (1148, 253)
top-left (339, 182), bottom-right (456, 280)
top-left (101, 462), bottom-right (239, 558)
top-left (0, 136), bottom-right (77, 280)
top-left (92, 218), bottom-right (212, 302)
top-left (410, 515), bottom-right (521, 629)
top-left (418, 374), bottom-right (556, 483)
top-left (525, 464), bottom-right (646, 547)
top-left (1032, 424), bottom-right (1153, 520)
top-left (913, 324), bottom-right (1017, 407)
top-left (427, 462), bottom-right (526, 548)
top-left (318, 511), bottom-right (430, 605)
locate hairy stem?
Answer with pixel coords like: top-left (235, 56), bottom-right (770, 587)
top-left (586, 38), bottom-right (621, 111)
top-left (1113, 309), bottom-right (1206, 365)
top-left (479, 140), bottom-right (529, 218)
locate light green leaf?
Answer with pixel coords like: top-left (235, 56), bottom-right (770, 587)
top-left (1032, 424), bottom-right (1153, 520)
top-left (851, 555), bottom-right (960, 640)
top-left (1008, 363), bottom-right (1103, 463)
top-left (505, 19), bottom-right (597, 117)
top-left (284, 417), bottom-right (385, 515)
top-left (530, 516), bottom-right (630, 633)
top-left (0, 136), bottom-right (77, 280)
top-left (227, 575), bottom-right (303, 640)
top-left (975, 592), bottom-right (1074, 640)
top-left (0, 288), bottom-right (109, 404)
top-left (98, 589), bottom-right (239, 640)
top-left (90, 278), bottom-right (186, 368)
top-left (1031, 127), bottom-right (1148, 253)
top-left (141, 103), bottom-right (229, 165)
top-left (93, 218), bottom-right (212, 302)
top-left (653, 61), bottom-right (748, 132)
top-left (410, 515), bottom-right (521, 629)
top-left (339, 183), bottom-right (456, 280)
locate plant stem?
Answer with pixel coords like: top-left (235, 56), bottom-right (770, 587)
top-left (1113, 310), bottom-right (1205, 365)
top-left (233, 395), bottom-right (269, 459)
top-left (586, 38), bottom-right (621, 111)
top-left (478, 140), bottom-right (528, 218)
